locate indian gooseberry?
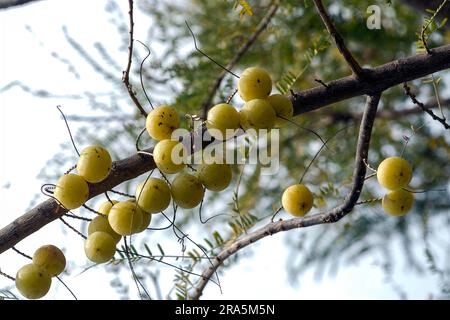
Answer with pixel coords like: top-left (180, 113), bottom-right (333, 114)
top-left (97, 200), bottom-right (119, 216)
top-left (135, 178), bottom-right (171, 213)
top-left (54, 173), bottom-right (89, 210)
top-left (15, 264), bottom-right (51, 299)
top-left (171, 173), bottom-right (205, 209)
top-left (237, 67), bottom-right (272, 101)
top-left (197, 163), bottom-right (232, 192)
top-left (146, 105), bottom-right (180, 141)
top-left (206, 103), bottom-right (240, 140)
top-left (153, 139), bottom-right (187, 174)
top-left (267, 94), bottom-right (294, 126)
top-left (382, 189), bottom-right (414, 217)
top-left (377, 156), bottom-right (412, 190)
top-left (135, 212), bottom-right (152, 233)
top-left (76, 145), bottom-right (112, 183)
top-left (239, 99), bottom-right (276, 130)
top-left (84, 231), bottom-right (116, 264)
top-left (281, 184), bottom-right (313, 217)
top-left (32, 245), bottom-right (66, 277)
top-left (88, 216), bottom-right (122, 243)
top-left (108, 201), bottom-right (143, 236)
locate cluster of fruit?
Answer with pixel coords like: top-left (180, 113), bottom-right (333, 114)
top-left (377, 156), bottom-right (414, 216)
top-left (15, 245), bottom-right (66, 299)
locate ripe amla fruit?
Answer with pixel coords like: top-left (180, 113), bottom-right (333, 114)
top-left (88, 215), bottom-right (122, 243)
top-left (15, 264), bottom-right (51, 299)
top-left (239, 99), bottom-right (276, 130)
top-left (97, 200), bottom-right (119, 216)
top-left (382, 189), bottom-right (414, 217)
top-left (32, 245), bottom-right (66, 277)
top-left (171, 173), bottom-right (205, 209)
top-left (76, 145), bottom-right (112, 183)
top-left (267, 94), bottom-right (294, 126)
top-left (281, 184), bottom-right (313, 217)
top-left (146, 105), bottom-right (180, 141)
top-left (197, 163), bottom-right (232, 192)
top-left (206, 103), bottom-right (240, 140)
top-left (377, 156), bottom-right (412, 190)
top-left (54, 173), bottom-right (89, 210)
top-left (135, 178), bottom-right (171, 213)
top-left (238, 67), bottom-right (272, 101)
top-left (84, 231), bottom-right (117, 264)
top-left (153, 139), bottom-right (187, 174)
top-left (108, 201), bottom-right (144, 236)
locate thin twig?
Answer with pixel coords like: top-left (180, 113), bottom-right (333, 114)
top-left (403, 83), bottom-right (449, 130)
top-left (122, 0), bottom-right (148, 118)
top-left (312, 0), bottom-right (363, 77)
top-left (420, 0), bottom-right (449, 54)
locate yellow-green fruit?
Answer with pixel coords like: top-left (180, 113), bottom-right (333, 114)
top-left (108, 201), bottom-right (143, 236)
top-left (240, 99), bottom-right (276, 130)
top-left (281, 184), bottom-right (313, 217)
top-left (153, 139), bottom-right (186, 174)
top-left (197, 163), bottom-right (232, 192)
top-left (135, 178), bottom-right (171, 213)
top-left (32, 245), bottom-right (66, 277)
top-left (377, 157), bottom-right (413, 190)
top-left (206, 103), bottom-right (240, 140)
top-left (15, 264), bottom-right (51, 299)
top-left (382, 189), bottom-right (414, 217)
top-left (237, 67), bottom-right (272, 101)
top-left (267, 94), bottom-right (293, 126)
top-left (76, 145), bottom-right (112, 183)
top-left (146, 105), bottom-right (180, 141)
top-left (171, 173), bottom-right (204, 209)
top-left (135, 212), bottom-right (152, 233)
top-left (84, 231), bottom-right (116, 264)
top-left (88, 216), bottom-right (121, 243)
top-left (97, 200), bottom-right (119, 216)
top-left (54, 173), bottom-right (89, 210)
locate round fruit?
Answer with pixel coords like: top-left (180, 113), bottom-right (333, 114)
top-left (377, 157), bottom-right (413, 190)
top-left (281, 184), bottom-right (313, 217)
top-left (97, 200), bottom-right (119, 216)
top-left (267, 94), bottom-right (293, 126)
top-left (206, 103), bottom-right (240, 140)
top-left (108, 201), bottom-right (144, 236)
top-left (135, 178), bottom-right (171, 213)
top-left (32, 245), bottom-right (66, 277)
top-left (382, 189), bottom-right (414, 217)
top-left (84, 231), bottom-right (116, 264)
top-left (153, 139), bottom-right (187, 174)
top-left (197, 163), bottom-right (232, 191)
top-left (146, 105), bottom-right (180, 141)
top-left (15, 264), bottom-right (51, 299)
top-left (171, 173), bottom-right (205, 209)
top-left (88, 216), bottom-right (121, 243)
top-left (54, 173), bottom-right (89, 210)
top-left (239, 99), bottom-right (276, 130)
top-left (237, 67), bottom-right (272, 101)
top-left (76, 145), bottom-right (112, 183)
top-left (135, 212), bottom-right (152, 233)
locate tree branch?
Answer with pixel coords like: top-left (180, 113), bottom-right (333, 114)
top-left (312, 0), bottom-right (363, 77)
top-left (190, 93), bottom-right (381, 300)
top-left (122, 0), bottom-right (148, 118)
top-left (201, 0), bottom-right (280, 118)
top-left (0, 0), bottom-right (41, 9)
top-left (1, 44), bottom-right (450, 256)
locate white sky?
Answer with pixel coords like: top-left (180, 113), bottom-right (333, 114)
top-left (0, 0), bottom-right (444, 300)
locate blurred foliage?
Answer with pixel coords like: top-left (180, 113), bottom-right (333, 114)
top-left (6, 0), bottom-right (450, 298)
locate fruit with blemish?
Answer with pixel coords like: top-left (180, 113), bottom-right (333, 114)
top-left (15, 264), bottom-right (52, 299)
top-left (238, 67), bottom-right (272, 101)
top-left (88, 216), bottom-right (121, 243)
top-left (239, 99), bottom-right (276, 130)
top-left (281, 184), bottom-right (313, 217)
top-left (153, 139), bottom-right (187, 174)
top-left (32, 245), bottom-right (66, 277)
top-left (146, 105), bottom-right (180, 141)
top-left (171, 173), bottom-right (205, 209)
top-left (84, 231), bottom-right (117, 263)
top-left (108, 201), bottom-right (144, 236)
top-left (76, 145), bottom-right (112, 183)
top-left (377, 156), bottom-right (412, 190)
top-left (206, 103), bottom-right (240, 140)
top-left (135, 178), bottom-right (171, 213)
top-left (197, 163), bottom-right (232, 192)
top-left (382, 189), bottom-right (414, 216)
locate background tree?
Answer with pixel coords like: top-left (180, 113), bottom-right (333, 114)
top-left (0, 0), bottom-right (449, 299)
